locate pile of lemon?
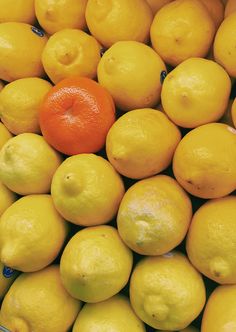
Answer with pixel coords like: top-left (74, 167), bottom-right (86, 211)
top-left (0, 0), bottom-right (236, 331)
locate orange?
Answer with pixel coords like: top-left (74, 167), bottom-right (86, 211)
top-left (224, 0), bottom-right (236, 17)
top-left (39, 76), bottom-right (115, 155)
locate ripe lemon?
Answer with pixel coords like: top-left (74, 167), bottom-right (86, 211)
top-left (161, 58), bottom-right (231, 128)
top-left (60, 225), bottom-right (133, 303)
top-left (0, 262), bottom-right (18, 299)
top-left (0, 78), bottom-right (52, 135)
top-left (0, 133), bottom-right (62, 195)
top-left (98, 41), bottom-right (166, 111)
top-left (214, 12), bottom-right (236, 78)
top-left (0, 22), bottom-right (48, 82)
top-left (72, 294), bottom-right (146, 332)
top-left (35, 0), bottom-right (88, 35)
top-left (42, 29), bottom-right (101, 84)
top-left (231, 98), bottom-right (236, 126)
top-left (145, 0), bottom-right (173, 14)
top-left (130, 252), bottom-right (206, 330)
top-left (0, 0), bottom-right (35, 24)
top-left (106, 108), bottom-right (181, 179)
top-left (51, 154), bottom-right (124, 226)
top-left (0, 265), bottom-right (81, 332)
top-left (117, 175), bottom-right (192, 256)
top-left (0, 181), bottom-right (16, 217)
top-left (173, 123), bottom-right (236, 198)
top-left (150, 0), bottom-right (215, 66)
top-left (85, 0), bottom-right (153, 48)
top-left (0, 123), bottom-right (12, 150)
top-left (225, 0), bottom-right (236, 17)
top-left (200, 0), bottom-right (224, 28)
top-left (201, 284), bottom-right (236, 332)
top-left (0, 194), bottom-right (68, 272)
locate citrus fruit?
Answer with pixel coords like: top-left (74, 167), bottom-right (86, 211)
top-left (72, 294), bottom-right (146, 332)
top-left (145, 0), bottom-right (173, 14)
top-left (0, 262), bottom-right (18, 300)
top-left (231, 98), bottom-right (236, 126)
top-left (161, 58), bottom-right (231, 128)
top-left (0, 133), bottom-right (62, 195)
top-left (106, 108), bottom-right (181, 179)
top-left (35, 0), bottom-right (88, 35)
top-left (39, 76), bottom-right (115, 155)
top-left (0, 22), bottom-right (48, 82)
top-left (51, 153), bottom-right (124, 226)
top-left (130, 252), bottom-right (206, 330)
top-left (0, 77), bottom-right (52, 135)
top-left (0, 123), bottom-right (12, 150)
top-left (0, 181), bottom-right (16, 217)
top-left (200, 0), bottom-right (224, 28)
top-left (150, 0), bottom-right (215, 66)
top-left (42, 29), bottom-right (101, 84)
top-left (60, 225), bottom-right (133, 303)
top-left (85, 0), bottom-right (153, 48)
top-left (0, 0), bottom-right (35, 24)
top-left (117, 175), bottom-right (192, 256)
top-left (173, 123), bottom-right (236, 198)
top-left (0, 265), bottom-right (81, 332)
top-left (225, 0), bottom-right (236, 17)
top-left (97, 41), bottom-right (166, 111)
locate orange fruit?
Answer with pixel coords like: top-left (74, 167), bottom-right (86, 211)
top-left (39, 76), bottom-right (115, 155)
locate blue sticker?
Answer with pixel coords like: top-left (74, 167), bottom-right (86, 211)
top-left (0, 326), bottom-right (11, 332)
top-left (31, 26), bottom-right (45, 37)
top-left (160, 70), bottom-right (167, 84)
top-left (2, 266), bottom-right (14, 278)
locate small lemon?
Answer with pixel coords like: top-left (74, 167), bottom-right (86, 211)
top-left (173, 123), bottom-right (236, 198)
top-left (85, 0), bottom-right (153, 48)
top-left (106, 109), bottom-right (181, 179)
top-left (0, 265), bottom-right (81, 332)
top-left (0, 123), bottom-right (12, 150)
top-left (35, 0), bottom-right (88, 35)
top-left (0, 133), bottom-right (62, 195)
top-left (51, 154), bottom-right (124, 226)
top-left (98, 41), bottom-right (166, 111)
top-left (60, 225), bottom-right (133, 303)
top-left (200, 0), bottom-right (224, 28)
top-left (0, 181), bottom-right (16, 217)
top-left (145, 0), bottom-right (173, 14)
top-left (130, 252), bottom-right (206, 330)
top-left (72, 294), bottom-right (146, 332)
top-left (0, 0), bottom-right (35, 24)
top-left (0, 78), bottom-right (52, 135)
top-left (42, 29), bottom-right (101, 84)
top-left (225, 0), bottom-right (236, 17)
top-left (0, 22), bottom-right (48, 82)
top-left (201, 284), bottom-right (236, 332)
top-left (0, 262), bottom-right (18, 299)
top-left (161, 58), bottom-right (231, 128)
top-left (150, 0), bottom-right (215, 66)
top-left (231, 97), bottom-right (236, 126)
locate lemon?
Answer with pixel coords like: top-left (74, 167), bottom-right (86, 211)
top-left (0, 265), bottom-right (81, 332)
top-left (0, 22), bottom-right (48, 82)
top-left (60, 225), bottom-right (133, 303)
top-left (106, 109), bottom-right (181, 179)
top-left (72, 294), bottom-right (146, 332)
top-left (225, 0), bottom-right (236, 17)
top-left (214, 12), bottom-right (236, 78)
top-left (231, 98), bottom-right (236, 127)
top-left (161, 58), bottom-right (231, 128)
top-left (0, 262), bottom-right (18, 300)
top-left (0, 133), bottom-right (62, 195)
top-left (145, 0), bottom-right (173, 14)
top-left (98, 41), bottom-right (166, 111)
top-left (0, 0), bottom-right (35, 24)
top-left (85, 0), bottom-right (153, 48)
top-left (0, 123), bottom-right (12, 150)
top-left (0, 194), bottom-right (68, 272)
top-left (51, 153), bottom-right (124, 226)
top-left (130, 252), bottom-right (206, 330)
top-left (150, 0), bottom-right (215, 66)
top-left (173, 123), bottom-right (236, 199)
top-left (35, 0), bottom-right (88, 35)
top-left (200, 0), bottom-right (224, 28)
top-left (117, 175), bottom-right (192, 256)
top-left (0, 78), bottom-right (52, 135)
top-left (0, 181), bottom-right (16, 217)
top-left (42, 29), bottom-right (101, 84)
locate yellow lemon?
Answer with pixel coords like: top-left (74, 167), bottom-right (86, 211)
top-left (0, 133), bottom-right (62, 195)
top-left (145, 0), bottom-right (173, 14)
top-left (0, 123), bottom-right (12, 150)
top-left (0, 262), bottom-right (18, 299)
top-left (161, 58), bottom-right (231, 128)
top-left (220, 99), bottom-right (234, 126)
top-left (0, 265), bottom-right (81, 332)
top-left (0, 78), bottom-right (52, 135)
top-left (201, 284), bottom-right (236, 332)
top-left (72, 294), bottom-right (146, 332)
top-left (0, 194), bottom-right (68, 272)
top-left (60, 225), bottom-right (133, 303)
top-left (150, 0), bottom-right (215, 66)
top-left (130, 252), bottom-right (206, 330)
top-left (35, 0), bottom-right (88, 35)
top-left (0, 22), bottom-right (48, 82)
top-left (0, 181), bottom-right (16, 217)
top-left (85, 0), bottom-right (153, 48)
top-left (173, 123), bottom-right (236, 199)
top-left (51, 153), bottom-right (124, 226)
top-left (200, 0), bottom-right (224, 28)
top-left (98, 41), bottom-right (166, 111)
top-left (106, 109), bottom-right (181, 179)
top-left (225, 0), bottom-right (236, 17)
top-left (214, 12), bottom-right (236, 78)
top-left (0, 0), bottom-right (35, 24)
top-left (157, 327), bottom-right (199, 332)
top-left (117, 175), bottom-right (192, 256)
top-left (42, 29), bottom-right (101, 84)
top-left (231, 97), bottom-right (236, 126)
